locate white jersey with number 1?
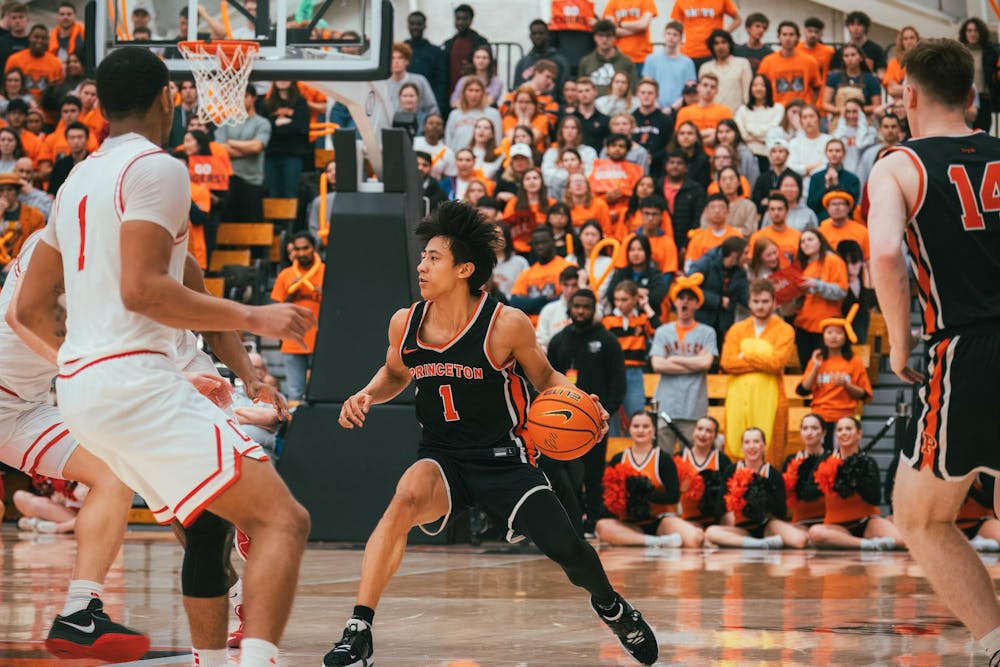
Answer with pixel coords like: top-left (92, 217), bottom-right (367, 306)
top-left (42, 132), bottom-right (191, 369)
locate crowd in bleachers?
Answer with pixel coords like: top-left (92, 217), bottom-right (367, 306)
top-left (0, 0), bottom-right (998, 550)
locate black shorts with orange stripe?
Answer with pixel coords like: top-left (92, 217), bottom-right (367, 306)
top-left (902, 330), bottom-right (1000, 480)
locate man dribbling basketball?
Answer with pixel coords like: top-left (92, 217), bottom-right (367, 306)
top-left (323, 201), bottom-right (658, 666)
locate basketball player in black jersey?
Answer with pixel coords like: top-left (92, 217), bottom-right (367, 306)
top-left (869, 39), bottom-right (1000, 663)
top-left (322, 202), bottom-right (658, 666)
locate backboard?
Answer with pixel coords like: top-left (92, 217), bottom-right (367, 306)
top-left (93, 0), bottom-right (391, 80)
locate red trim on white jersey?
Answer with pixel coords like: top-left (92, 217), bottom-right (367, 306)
top-left (114, 148), bottom-right (168, 217)
top-left (58, 349), bottom-right (167, 379)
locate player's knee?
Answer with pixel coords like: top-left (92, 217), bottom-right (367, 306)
top-left (685, 527), bottom-right (705, 548)
top-left (594, 518), bottom-right (615, 541)
top-left (12, 490), bottom-right (38, 514)
top-left (284, 499), bottom-right (311, 544)
top-left (386, 485), bottom-right (429, 525)
top-left (807, 524), bottom-right (827, 545)
top-left (182, 511), bottom-right (231, 598)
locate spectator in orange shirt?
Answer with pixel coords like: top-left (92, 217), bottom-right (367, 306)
top-left (614, 195), bottom-right (678, 275)
top-left (37, 95), bottom-right (99, 180)
top-left (510, 226), bottom-right (578, 324)
top-left (749, 192), bottom-right (800, 262)
top-left (49, 2), bottom-right (84, 64)
top-left (182, 129), bottom-right (233, 255)
top-left (796, 307), bottom-right (872, 448)
top-left (4, 99), bottom-right (39, 163)
top-left (5, 25), bottom-right (62, 106)
top-left (565, 172), bottom-right (613, 232)
top-left (0, 171), bottom-right (43, 271)
top-left (503, 167), bottom-right (555, 253)
top-left (758, 21), bottom-right (821, 107)
top-left (796, 17), bottom-right (834, 83)
top-left (270, 232), bottom-right (325, 401)
top-left (685, 192), bottom-right (743, 268)
top-left (669, 0), bottom-right (741, 67)
top-left (792, 227), bottom-right (848, 368)
top-left (819, 191), bottom-right (869, 260)
top-left (622, 174), bottom-right (670, 235)
top-left (883, 26), bottom-right (919, 99)
top-left (589, 133), bottom-right (643, 227)
top-left (502, 86), bottom-right (550, 152)
top-left (76, 80), bottom-right (107, 142)
top-left (602, 0), bottom-right (658, 70)
top-left (674, 73), bottom-right (733, 150)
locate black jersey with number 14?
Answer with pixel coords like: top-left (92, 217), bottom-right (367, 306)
top-left (888, 133), bottom-right (1000, 337)
top-left (398, 292), bottom-right (533, 461)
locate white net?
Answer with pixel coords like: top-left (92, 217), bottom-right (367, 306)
top-left (178, 41), bottom-right (259, 127)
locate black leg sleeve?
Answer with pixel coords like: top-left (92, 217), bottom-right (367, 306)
top-left (537, 457), bottom-right (584, 537)
top-left (514, 489), bottom-right (615, 603)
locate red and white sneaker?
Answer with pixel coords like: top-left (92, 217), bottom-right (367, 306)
top-left (227, 603), bottom-right (244, 649)
top-left (234, 528), bottom-right (251, 561)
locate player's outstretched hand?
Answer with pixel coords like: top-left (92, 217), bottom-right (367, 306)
top-left (589, 393), bottom-right (610, 440)
top-left (186, 372), bottom-right (234, 410)
top-left (340, 392), bottom-right (373, 429)
top-left (245, 379), bottom-right (291, 421)
top-left (247, 303), bottom-right (317, 347)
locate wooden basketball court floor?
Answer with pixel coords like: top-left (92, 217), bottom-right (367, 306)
top-left (0, 524), bottom-right (992, 666)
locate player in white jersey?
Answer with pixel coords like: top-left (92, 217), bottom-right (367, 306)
top-left (12, 46), bottom-right (314, 667)
top-left (4, 235), bottom-right (287, 660)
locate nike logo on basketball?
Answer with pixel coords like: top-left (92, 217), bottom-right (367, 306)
top-left (543, 409), bottom-right (574, 423)
top-left (59, 619), bottom-right (96, 633)
top-left (403, 347), bottom-right (418, 354)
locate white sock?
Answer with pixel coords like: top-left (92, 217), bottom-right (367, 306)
top-left (972, 536), bottom-right (1000, 552)
top-left (240, 638), bottom-right (279, 667)
top-left (763, 535), bottom-right (784, 549)
top-left (642, 535), bottom-right (659, 546)
top-left (62, 580), bottom-right (103, 616)
top-left (658, 533), bottom-right (683, 548)
top-left (860, 538), bottom-right (877, 550)
top-left (192, 647), bottom-right (228, 667)
top-left (228, 579), bottom-right (243, 608)
top-left (980, 625), bottom-right (1000, 665)
top-left (742, 537), bottom-right (765, 548)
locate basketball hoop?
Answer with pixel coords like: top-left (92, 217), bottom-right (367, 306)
top-left (178, 40), bottom-right (259, 127)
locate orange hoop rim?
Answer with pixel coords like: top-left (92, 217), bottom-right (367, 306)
top-left (177, 39), bottom-right (260, 58)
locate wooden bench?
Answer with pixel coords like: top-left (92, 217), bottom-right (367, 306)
top-left (707, 374), bottom-right (727, 403)
top-left (606, 437), bottom-right (631, 462)
top-left (314, 148), bottom-right (335, 170)
top-left (263, 197), bottom-right (298, 221)
top-left (204, 276), bottom-right (225, 298)
top-left (216, 222), bottom-right (273, 247)
top-left (643, 373), bottom-right (658, 399)
top-left (208, 249), bottom-right (251, 273)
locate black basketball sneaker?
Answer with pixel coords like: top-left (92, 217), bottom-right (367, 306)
top-left (322, 617), bottom-right (374, 667)
top-left (45, 597), bottom-right (150, 661)
top-left (592, 594), bottom-right (659, 665)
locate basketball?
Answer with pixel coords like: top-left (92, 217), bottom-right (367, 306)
top-left (525, 387), bottom-right (603, 461)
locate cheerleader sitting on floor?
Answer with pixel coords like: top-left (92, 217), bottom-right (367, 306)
top-left (674, 416), bottom-right (732, 534)
top-left (807, 416), bottom-right (905, 550)
top-left (596, 411), bottom-right (702, 547)
top-left (782, 413), bottom-right (830, 527)
top-left (705, 427), bottom-right (810, 549)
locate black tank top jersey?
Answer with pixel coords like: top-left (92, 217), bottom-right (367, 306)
top-left (889, 134), bottom-right (1000, 337)
top-left (399, 292), bottom-right (533, 460)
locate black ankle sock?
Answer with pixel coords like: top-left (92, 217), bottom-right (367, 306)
top-left (352, 605), bottom-right (375, 626)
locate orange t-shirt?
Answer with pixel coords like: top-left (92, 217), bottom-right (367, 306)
top-left (613, 230), bottom-right (678, 272)
top-left (17, 129), bottom-right (42, 163)
top-left (795, 42), bottom-right (835, 83)
top-left (804, 355), bottom-right (871, 421)
top-left (502, 113), bottom-right (550, 153)
top-left (750, 225), bottom-right (801, 263)
top-left (685, 224), bottom-right (743, 263)
top-left (569, 197), bottom-right (612, 233)
top-left (270, 260), bottom-right (325, 354)
top-left (188, 183), bottom-right (211, 270)
top-left (757, 51), bottom-right (822, 107)
top-left (549, 0), bottom-right (596, 32)
top-left (503, 197), bottom-right (556, 253)
top-left (882, 56), bottom-right (905, 88)
top-left (819, 219), bottom-right (869, 260)
top-left (4, 50), bottom-right (63, 104)
top-left (588, 159), bottom-right (643, 221)
top-left (38, 122), bottom-right (100, 164)
top-left (602, 0), bottom-right (658, 64)
top-left (794, 252), bottom-right (848, 332)
top-left (670, 0), bottom-right (739, 60)
top-left (675, 103), bottom-right (733, 133)
top-left (511, 255), bottom-right (578, 325)
top-left (187, 144), bottom-right (234, 192)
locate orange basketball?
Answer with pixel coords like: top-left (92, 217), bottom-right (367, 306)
top-left (526, 387), bottom-right (602, 461)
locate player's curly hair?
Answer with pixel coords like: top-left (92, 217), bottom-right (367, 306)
top-left (415, 201), bottom-right (500, 296)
